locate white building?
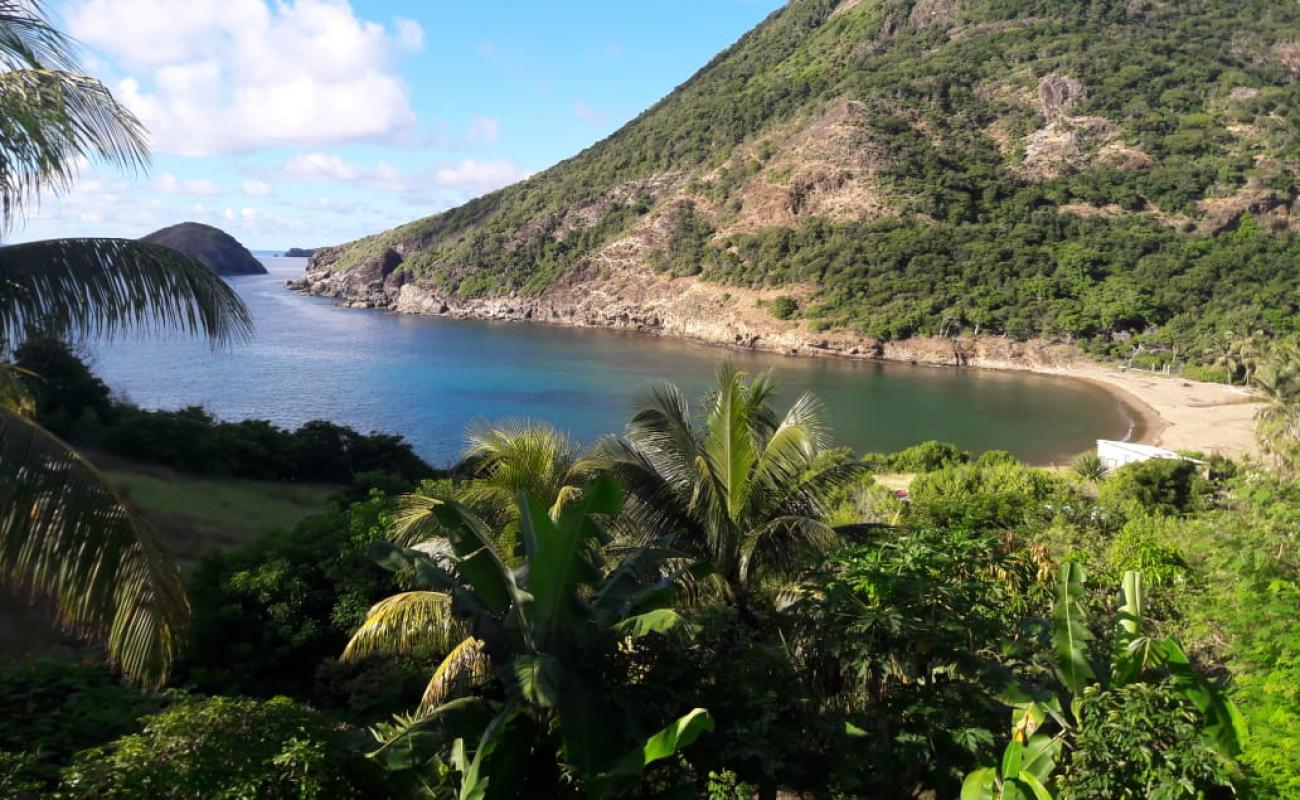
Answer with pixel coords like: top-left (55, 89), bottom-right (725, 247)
top-left (1096, 440), bottom-right (1205, 473)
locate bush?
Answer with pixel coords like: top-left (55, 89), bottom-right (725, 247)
top-left (908, 463), bottom-right (1059, 530)
top-left (0, 663), bottom-right (163, 794)
top-left (1072, 452), bottom-right (1107, 481)
top-left (1058, 681), bottom-right (1237, 799)
top-left (973, 450), bottom-right (1019, 469)
top-left (184, 493), bottom-right (412, 708)
top-left (13, 337), bottom-right (115, 439)
top-left (1181, 363), bottom-right (1232, 384)
top-left (885, 440), bottom-right (971, 473)
top-left (1099, 459), bottom-right (1204, 517)
top-left (61, 696), bottom-right (386, 799)
top-left (769, 295), bottom-right (799, 320)
top-left (1109, 515), bottom-right (1191, 586)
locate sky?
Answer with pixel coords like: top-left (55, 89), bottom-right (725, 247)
top-left (13, 0), bottom-right (784, 250)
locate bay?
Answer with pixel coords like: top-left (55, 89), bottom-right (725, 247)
top-left (87, 257), bottom-right (1137, 466)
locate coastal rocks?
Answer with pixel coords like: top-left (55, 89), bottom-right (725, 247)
top-left (286, 241), bottom-right (1084, 374)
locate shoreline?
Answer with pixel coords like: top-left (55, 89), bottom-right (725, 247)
top-left (1032, 364), bottom-right (1261, 460)
top-left (287, 274), bottom-right (1261, 462)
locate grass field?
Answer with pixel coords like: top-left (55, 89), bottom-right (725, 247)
top-left (1, 458), bottom-right (336, 659)
top-left (100, 463), bottom-right (335, 566)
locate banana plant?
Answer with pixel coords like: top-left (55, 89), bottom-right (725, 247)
top-left (349, 475), bottom-right (714, 799)
top-left (963, 564), bottom-right (1246, 799)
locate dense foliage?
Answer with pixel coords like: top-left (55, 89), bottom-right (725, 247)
top-left (62, 696), bottom-right (384, 799)
top-left (325, 0), bottom-right (1300, 369)
top-left (5, 358), bottom-right (1300, 797)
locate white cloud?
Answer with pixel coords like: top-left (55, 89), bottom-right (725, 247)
top-left (467, 115), bottom-right (500, 144)
top-left (154, 172), bottom-right (219, 195)
top-left (431, 159), bottom-right (530, 193)
top-left (241, 179), bottom-right (274, 197)
top-left (66, 0), bottom-right (420, 155)
top-left (277, 152), bottom-right (405, 190)
top-left (573, 101), bottom-right (607, 126)
top-left (394, 17), bottom-right (424, 50)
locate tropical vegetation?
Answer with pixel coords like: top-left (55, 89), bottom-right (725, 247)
top-left (0, 0), bottom-right (250, 689)
top-left (5, 348), bottom-right (1300, 797)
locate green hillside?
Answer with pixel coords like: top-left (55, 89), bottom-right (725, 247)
top-left (315, 0), bottom-right (1300, 366)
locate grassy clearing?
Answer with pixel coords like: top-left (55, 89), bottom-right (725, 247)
top-left (1, 459), bottom-right (335, 660)
top-left (101, 464), bottom-right (335, 566)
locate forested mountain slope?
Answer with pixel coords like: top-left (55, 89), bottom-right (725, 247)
top-left (301, 0), bottom-right (1300, 368)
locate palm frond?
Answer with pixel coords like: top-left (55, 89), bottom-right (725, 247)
top-left (702, 366), bottom-right (758, 525)
top-left (0, 361), bottom-right (34, 415)
top-left (0, 67), bottom-right (147, 225)
top-left (595, 435), bottom-right (699, 552)
top-left (418, 636), bottom-right (490, 715)
top-left (461, 420), bottom-right (586, 518)
top-left (343, 591), bottom-right (465, 662)
top-left (738, 515), bottom-right (840, 585)
top-left (0, 2), bottom-right (78, 71)
top-left (388, 492), bottom-right (448, 546)
top-left (0, 238), bottom-right (252, 348)
top-left (0, 407), bottom-right (187, 687)
top-left (750, 392), bottom-right (828, 501)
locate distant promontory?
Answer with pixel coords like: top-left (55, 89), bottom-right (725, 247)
top-left (141, 222), bottom-right (267, 276)
top-left (283, 247), bottom-right (316, 258)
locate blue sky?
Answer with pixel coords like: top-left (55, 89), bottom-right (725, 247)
top-left (15, 0), bottom-right (783, 250)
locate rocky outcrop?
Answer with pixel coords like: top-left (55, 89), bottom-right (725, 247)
top-left (291, 250), bottom-right (1081, 371)
top-left (283, 247), bottom-right (316, 258)
top-left (141, 222), bottom-right (266, 276)
top-left (1038, 74), bottom-right (1088, 121)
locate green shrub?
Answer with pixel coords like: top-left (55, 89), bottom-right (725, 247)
top-left (1181, 363), bottom-right (1232, 384)
top-left (908, 463), bottom-right (1058, 530)
top-left (887, 440), bottom-right (971, 473)
top-left (184, 493), bottom-right (415, 709)
top-left (1099, 459), bottom-right (1205, 517)
top-left (973, 450), bottom-right (1019, 469)
top-left (0, 663), bottom-right (163, 793)
top-left (769, 295), bottom-right (799, 320)
top-left (1108, 515), bottom-right (1191, 586)
top-left (61, 696), bottom-right (386, 799)
top-left (1072, 452), bottom-right (1107, 481)
top-left (1058, 681), bottom-right (1238, 799)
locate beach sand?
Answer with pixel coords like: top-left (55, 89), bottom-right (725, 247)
top-left (1040, 365), bottom-right (1263, 460)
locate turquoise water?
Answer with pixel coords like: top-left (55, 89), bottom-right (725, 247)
top-left (87, 257), bottom-right (1136, 467)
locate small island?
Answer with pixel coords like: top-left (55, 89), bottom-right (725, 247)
top-left (141, 222), bottom-right (267, 276)
top-left (283, 247), bottom-right (316, 258)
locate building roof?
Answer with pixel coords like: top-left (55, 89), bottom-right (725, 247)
top-left (1096, 440), bottom-right (1206, 464)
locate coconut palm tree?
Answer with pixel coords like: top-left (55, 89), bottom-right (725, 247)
top-left (1210, 330), bottom-right (1266, 387)
top-left (595, 363), bottom-right (861, 608)
top-left (385, 420), bottom-right (595, 563)
top-left (0, 2), bottom-right (251, 687)
top-left (1255, 337), bottom-right (1300, 474)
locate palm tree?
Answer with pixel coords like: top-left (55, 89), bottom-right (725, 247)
top-left (595, 363), bottom-right (861, 608)
top-left (386, 420), bottom-right (594, 564)
top-left (0, 2), bottom-right (251, 687)
top-left (457, 420), bottom-right (593, 520)
top-left (1255, 337), bottom-right (1300, 474)
top-left (1210, 330), bottom-right (1266, 387)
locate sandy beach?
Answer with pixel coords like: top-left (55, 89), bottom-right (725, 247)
top-left (1040, 365), bottom-right (1263, 460)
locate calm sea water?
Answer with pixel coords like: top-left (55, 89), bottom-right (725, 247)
top-left (87, 257), bottom-right (1136, 466)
